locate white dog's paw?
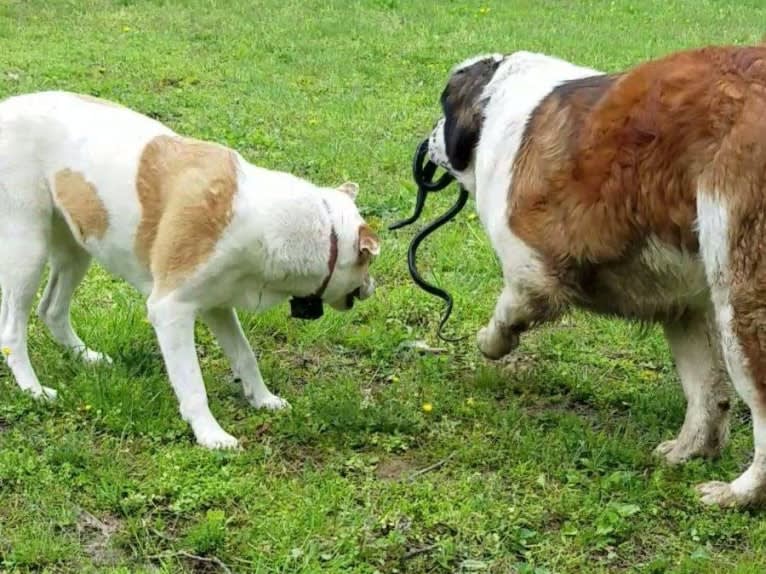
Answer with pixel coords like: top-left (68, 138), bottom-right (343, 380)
top-left (80, 348), bottom-right (113, 365)
top-left (29, 385), bottom-right (58, 401)
top-left (195, 427), bottom-right (240, 450)
top-left (250, 393), bottom-right (291, 411)
top-left (477, 326), bottom-right (518, 360)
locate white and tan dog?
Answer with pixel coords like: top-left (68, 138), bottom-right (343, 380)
top-left (0, 91), bottom-right (378, 449)
top-left (427, 45), bottom-right (766, 507)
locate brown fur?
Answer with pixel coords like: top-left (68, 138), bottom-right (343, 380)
top-left (53, 169), bottom-right (109, 241)
top-left (135, 135), bottom-right (238, 294)
top-left (507, 46), bottom-right (766, 324)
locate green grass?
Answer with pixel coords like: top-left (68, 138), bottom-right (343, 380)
top-left (1, 0), bottom-right (765, 572)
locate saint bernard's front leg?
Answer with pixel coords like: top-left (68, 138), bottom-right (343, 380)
top-left (147, 296), bottom-right (239, 449)
top-left (477, 286), bottom-right (526, 359)
top-left (477, 231), bottom-right (560, 360)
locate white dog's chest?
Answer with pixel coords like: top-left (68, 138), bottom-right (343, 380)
top-left (210, 273), bottom-right (286, 313)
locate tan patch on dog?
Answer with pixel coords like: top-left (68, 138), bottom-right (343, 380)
top-left (76, 94), bottom-right (125, 109)
top-left (135, 135), bottom-right (238, 293)
top-left (53, 169), bottom-right (109, 241)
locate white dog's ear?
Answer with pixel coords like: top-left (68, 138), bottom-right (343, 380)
top-left (358, 223), bottom-right (380, 261)
top-left (338, 181), bottom-right (359, 201)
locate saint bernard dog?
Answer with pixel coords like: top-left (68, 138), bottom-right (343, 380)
top-left (427, 45), bottom-right (766, 507)
top-left (0, 91), bottom-right (378, 449)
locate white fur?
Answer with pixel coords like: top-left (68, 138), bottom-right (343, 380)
top-left (0, 91), bottom-right (376, 448)
top-left (658, 310), bottom-right (730, 464)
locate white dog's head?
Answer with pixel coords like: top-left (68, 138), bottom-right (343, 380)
top-left (320, 182), bottom-right (379, 312)
top-left (428, 53), bottom-right (506, 193)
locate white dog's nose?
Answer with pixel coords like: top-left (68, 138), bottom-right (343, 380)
top-left (359, 277), bottom-right (375, 300)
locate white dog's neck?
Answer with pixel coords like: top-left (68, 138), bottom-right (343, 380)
top-left (226, 164), bottom-right (342, 297)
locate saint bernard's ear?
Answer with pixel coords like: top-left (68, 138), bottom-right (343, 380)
top-left (337, 181), bottom-right (359, 201)
top-left (441, 88), bottom-right (480, 172)
top-left (440, 56), bottom-right (503, 171)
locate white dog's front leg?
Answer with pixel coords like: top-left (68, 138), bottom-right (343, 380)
top-left (201, 308), bottom-right (289, 411)
top-left (148, 298), bottom-right (239, 449)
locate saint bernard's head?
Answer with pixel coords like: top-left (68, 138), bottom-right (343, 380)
top-left (428, 53), bottom-right (506, 193)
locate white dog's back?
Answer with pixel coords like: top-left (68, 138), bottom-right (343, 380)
top-left (0, 92), bottom-right (174, 291)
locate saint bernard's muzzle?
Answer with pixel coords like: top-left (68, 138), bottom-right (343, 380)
top-left (428, 118), bottom-right (451, 172)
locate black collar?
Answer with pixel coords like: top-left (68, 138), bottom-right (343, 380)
top-left (289, 201), bottom-right (338, 320)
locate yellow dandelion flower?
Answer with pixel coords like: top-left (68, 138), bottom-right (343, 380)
top-left (1, 346), bottom-right (10, 357)
top-left (422, 402), bottom-right (433, 413)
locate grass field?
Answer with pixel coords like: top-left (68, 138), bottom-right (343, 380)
top-left (1, 1), bottom-right (766, 572)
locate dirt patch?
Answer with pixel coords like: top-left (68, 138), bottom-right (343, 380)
top-left (499, 352), bottom-right (539, 374)
top-left (523, 396), bottom-right (600, 419)
top-left (375, 456), bottom-right (417, 480)
top-left (76, 509), bottom-right (123, 566)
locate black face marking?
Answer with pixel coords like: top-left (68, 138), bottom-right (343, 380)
top-left (440, 57), bottom-right (503, 171)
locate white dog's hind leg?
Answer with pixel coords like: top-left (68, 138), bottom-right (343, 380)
top-left (0, 231), bottom-right (55, 400)
top-left (201, 308), bottom-right (289, 410)
top-left (656, 310), bottom-right (731, 464)
top-left (37, 215), bottom-right (110, 364)
top-left (0, 166), bottom-right (56, 399)
top-left (148, 297), bottom-right (239, 449)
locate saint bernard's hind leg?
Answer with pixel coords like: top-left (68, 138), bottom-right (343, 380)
top-left (477, 233), bottom-right (560, 360)
top-left (696, 188), bottom-right (766, 507)
top-left (656, 309), bottom-right (731, 464)
top-left (147, 295), bottom-right (239, 449)
top-left (37, 214), bottom-right (111, 364)
top-left (200, 308), bottom-right (289, 411)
